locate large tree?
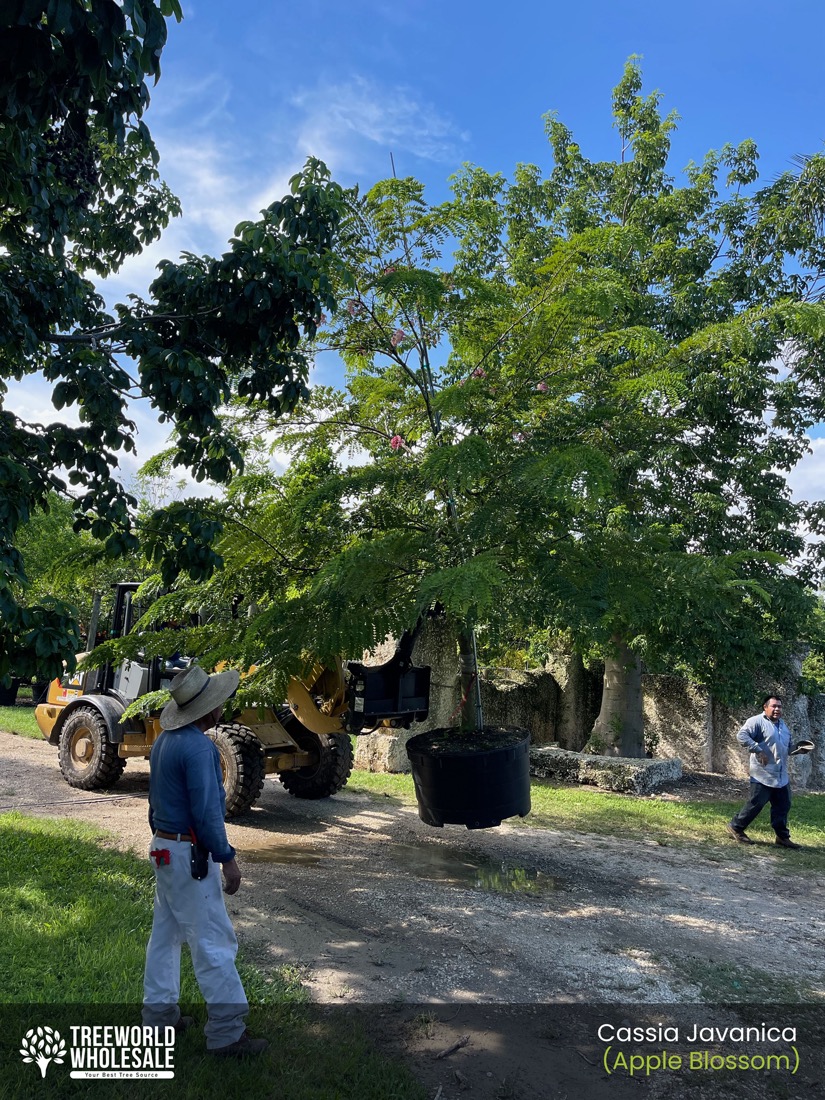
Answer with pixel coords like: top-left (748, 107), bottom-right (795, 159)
top-left (106, 65), bottom-right (825, 754)
top-left (0, 1), bottom-right (346, 683)
top-left (402, 60), bottom-right (825, 753)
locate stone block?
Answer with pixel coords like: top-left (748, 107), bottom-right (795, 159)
top-left (529, 747), bottom-right (682, 794)
top-left (354, 731), bottom-right (413, 773)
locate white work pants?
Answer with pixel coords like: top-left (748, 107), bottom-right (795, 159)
top-left (142, 837), bottom-right (248, 1049)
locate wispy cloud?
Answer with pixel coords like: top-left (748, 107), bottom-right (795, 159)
top-left (17, 66), bottom-right (467, 487)
top-left (290, 76), bottom-right (469, 175)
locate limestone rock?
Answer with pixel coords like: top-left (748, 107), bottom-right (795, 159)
top-left (529, 747), bottom-right (682, 794)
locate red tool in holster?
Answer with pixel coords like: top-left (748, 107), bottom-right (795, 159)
top-left (150, 848), bottom-right (171, 868)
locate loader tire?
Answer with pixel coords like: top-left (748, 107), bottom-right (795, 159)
top-left (278, 732), bottom-right (354, 800)
top-left (58, 706), bottom-right (126, 790)
top-left (208, 723), bottom-right (266, 817)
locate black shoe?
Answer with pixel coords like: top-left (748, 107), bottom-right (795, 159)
top-left (212, 1030), bottom-right (268, 1057)
top-left (775, 837), bottom-right (802, 849)
top-left (726, 824), bottom-right (754, 845)
top-left (174, 1015), bottom-right (194, 1033)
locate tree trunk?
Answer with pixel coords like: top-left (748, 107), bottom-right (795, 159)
top-left (457, 624), bottom-right (484, 732)
top-left (584, 635), bottom-right (645, 757)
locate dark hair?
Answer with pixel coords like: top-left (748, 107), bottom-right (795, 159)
top-left (762, 694), bottom-right (782, 708)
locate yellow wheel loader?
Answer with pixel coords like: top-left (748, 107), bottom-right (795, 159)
top-left (35, 583), bottom-right (430, 816)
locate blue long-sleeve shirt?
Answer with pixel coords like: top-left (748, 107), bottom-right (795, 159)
top-left (148, 724), bottom-right (235, 862)
top-left (736, 713), bottom-right (793, 789)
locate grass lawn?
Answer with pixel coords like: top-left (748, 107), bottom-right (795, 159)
top-left (0, 812), bottom-right (425, 1100)
top-left (0, 704), bottom-right (43, 739)
top-left (347, 770), bottom-right (825, 870)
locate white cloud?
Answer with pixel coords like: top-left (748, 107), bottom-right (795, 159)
top-left (290, 75), bottom-right (469, 175)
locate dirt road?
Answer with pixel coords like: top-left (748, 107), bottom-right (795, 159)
top-left (3, 729), bottom-right (824, 1099)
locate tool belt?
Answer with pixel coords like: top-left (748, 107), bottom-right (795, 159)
top-left (151, 829), bottom-right (209, 879)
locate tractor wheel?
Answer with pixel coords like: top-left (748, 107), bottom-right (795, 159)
top-left (58, 707), bottom-right (126, 790)
top-left (278, 732), bottom-right (354, 800)
top-left (208, 723), bottom-right (266, 817)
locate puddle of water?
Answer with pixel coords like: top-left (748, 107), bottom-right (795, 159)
top-left (239, 842), bottom-right (321, 866)
top-left (390, 843), bottom-right (561, 896)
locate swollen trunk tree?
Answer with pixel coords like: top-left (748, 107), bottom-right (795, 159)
top-left (585, 635), bottom-right (644, 757)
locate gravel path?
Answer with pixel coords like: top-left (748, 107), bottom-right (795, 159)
top-left (3, 729), bottom-right (824, 1099)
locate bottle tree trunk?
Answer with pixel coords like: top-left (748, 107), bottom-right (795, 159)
top-left (584, 634), bottom-right (645, 757)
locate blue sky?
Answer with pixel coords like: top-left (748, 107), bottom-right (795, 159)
top-left (13, 0), bottom-right (825, 498)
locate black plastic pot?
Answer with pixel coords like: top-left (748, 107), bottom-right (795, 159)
top-left (406, 727), bottom-right (531, 829)
top-left (31, 680), bottom-right (50, 705)
top-left (0, 678), bottom-right (20, 706)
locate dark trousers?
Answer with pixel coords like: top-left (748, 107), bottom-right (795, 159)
top-left (730, 781), bottom-right (791, 839)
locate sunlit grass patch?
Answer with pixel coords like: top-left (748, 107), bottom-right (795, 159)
top-left (0, 812), bottom-right (425, 1099)
top-left (0, 707), bottom-right (43, 739)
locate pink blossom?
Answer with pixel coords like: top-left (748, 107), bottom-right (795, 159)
top-left (390, 328), bottom-right (406, 348)
top-left (346, 300), bottom-right (361, 316)
top-left (390, 434), bottom-right (405, 451)
top-left (536, 381), bottom-right (549, 392)
top-left (383, 265), bottom-right (397, 276)
top-left (318, 313), bottom-right (327, 324)
top-left (471, 367), bottom-right (486, 379)
top-left (513, 432), bottom-right (526, 443)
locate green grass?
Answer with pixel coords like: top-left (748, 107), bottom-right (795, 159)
top-left (0, 812), bottom-right (425, 1100)
top-left (0, 705), bottom-right (43, 739)
top-left (672, 957), bottom-right (819, 1002)
top-left (346, 770), bottom-right (825, 868)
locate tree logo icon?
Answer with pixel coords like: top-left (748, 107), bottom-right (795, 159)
top-left (20, 1026), bottom-right (66, 1078)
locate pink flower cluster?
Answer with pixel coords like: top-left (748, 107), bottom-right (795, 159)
top-left (390, 434), bottom-right (405, 451)
top-left (536, 381), bottom-right (549, 392)
top-left (391, 328), bottom-right (406, 347)
top-left (471, 367), bottom-right (486, 379)
top-left (347, 299), bottom-right (362, 316)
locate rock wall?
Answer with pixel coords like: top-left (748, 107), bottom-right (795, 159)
top-left (353, 621), bottom-right (825, 787)
top-left (644, 661), bottom-right (824, 789)
top-left (354, 621), bottom-right (602, 773)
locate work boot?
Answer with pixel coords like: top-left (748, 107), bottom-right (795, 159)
top-left (174, 1016), bottom-right (194, 1033)
top-left (726, 824), bottom-right (754, 845)
top-left (212, 1030), bottom-right (268, 1058)
top-left (774, 837), bottom-right (802, 849)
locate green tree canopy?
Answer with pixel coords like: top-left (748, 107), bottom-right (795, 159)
top-left (107, 63), bottom-right (825, 750)
top-left (0, 0), bottom-right (346, 681)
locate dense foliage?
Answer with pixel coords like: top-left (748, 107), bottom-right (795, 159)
top-left (0, 1), bottom-right (346, 682)
top-left (89, 62), bottom-right (825, 751)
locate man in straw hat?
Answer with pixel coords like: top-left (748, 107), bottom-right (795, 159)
top-left (142, 664), bottom-right (268, 1056)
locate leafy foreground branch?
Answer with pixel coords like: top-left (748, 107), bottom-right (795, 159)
top-left (1, 1), bottom-right (347, 685)
top-left (0, 812), bottom-right (424, 1100)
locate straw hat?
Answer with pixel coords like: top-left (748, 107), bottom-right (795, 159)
top-left (159, 665), bottom-right (240, 730)
top-left (790, 739), bottom-right (815, 757)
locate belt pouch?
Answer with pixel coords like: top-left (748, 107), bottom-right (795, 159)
top-left (189, 830), bottom-right (209, 880)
